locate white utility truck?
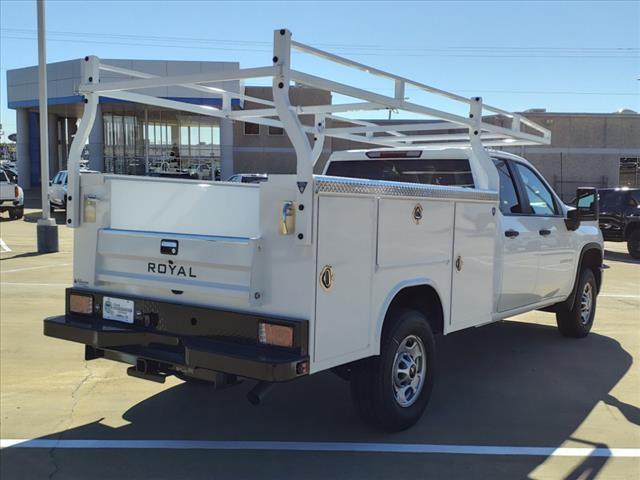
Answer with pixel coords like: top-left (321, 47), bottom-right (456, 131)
top-left (44, 29), bottom-right (603, 431)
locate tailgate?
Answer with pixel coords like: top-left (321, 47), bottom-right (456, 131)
top-left (96, 229), bottom-right (264, 305)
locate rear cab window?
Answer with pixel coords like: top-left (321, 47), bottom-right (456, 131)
top-left (492, 159), bottom-right (523, 215)
top-left (325, 158), bottom-right (475, 187)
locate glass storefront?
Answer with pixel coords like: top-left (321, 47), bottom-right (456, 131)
top-left (103, 109), bottom-right (220, 180)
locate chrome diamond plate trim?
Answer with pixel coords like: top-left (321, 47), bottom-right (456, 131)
top-left (314, 175), bottom-right (498, 202)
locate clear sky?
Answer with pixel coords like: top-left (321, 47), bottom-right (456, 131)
top-left (1, 0), bottom-right (638, 137)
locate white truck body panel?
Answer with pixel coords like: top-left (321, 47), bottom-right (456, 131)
top-left (109, 177), bottom-right (261, 238)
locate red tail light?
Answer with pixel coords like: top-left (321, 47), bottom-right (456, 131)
top-left (14, 186), bottom-right (19, 197)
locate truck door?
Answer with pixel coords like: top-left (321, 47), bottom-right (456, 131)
top-left (315, 195), bottom-right (376, 364)
top-left (494, 159), bottom-right (542, 312)
top-left (511, 162), bottom-right (575, 301)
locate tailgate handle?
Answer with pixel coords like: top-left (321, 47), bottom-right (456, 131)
top-left (161, 239), bottom-right (179, 255)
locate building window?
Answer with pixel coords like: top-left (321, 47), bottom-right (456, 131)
top-left (268, 125), bottom-right (284, 136)
top-left (620, 157), bottom-right (639, 187)
top-left (244, 122), bottom-right (260, 135)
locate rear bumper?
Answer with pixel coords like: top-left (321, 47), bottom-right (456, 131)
top-left (43, 290), bottom-right (309, 383)
top-left (0, 200), bottom-right (22, 210)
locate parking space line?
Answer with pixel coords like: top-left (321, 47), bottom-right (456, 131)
top-left (1, 263), bottom-right (71, 274)
top-left (600, 294), bottom-right (640, 299)
top-left (0, 439), bottom-right (638, 457)
top-left (0, 282), bottom-right (69, 287)
top-left (0, 239), bottom-right (11, 252)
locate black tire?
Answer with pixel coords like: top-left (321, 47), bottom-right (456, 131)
top-left (627, 229), bottom-right (640, 259)
top-left (350, 308), bottom-right (435, 431)
top-left (14, 207), bottom-right (23, 220)
top-left (556, 268), bottom-right (597, 338)
top-left (50, 203), bottom-right (56, 216)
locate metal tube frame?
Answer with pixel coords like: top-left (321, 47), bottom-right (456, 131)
top-left (66, 28), bottom-right (551, 236)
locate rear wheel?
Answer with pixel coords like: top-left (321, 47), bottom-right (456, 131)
top-left (627, 229), bottom-right (640, 259)
top-left (556, 268), bottom-right (597, 338)
top-left (350, 308), bottom-right (435, 431)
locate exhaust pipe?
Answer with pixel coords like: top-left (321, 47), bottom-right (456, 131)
top-left (247, 381), bottom-right (274, 405)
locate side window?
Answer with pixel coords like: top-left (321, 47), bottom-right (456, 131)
top-left (493, 159), bottom-right (522, 214)
top-left (52, 172), bottom-right (62, 184)
top-left (513, 163), bottom-right (558, 216)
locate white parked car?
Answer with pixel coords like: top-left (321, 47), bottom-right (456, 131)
top-left (43, 31), bottom-right (604, 431)
top-left (49, 169), bottom-right (98, 213)
top-left (0, 167), bottom-right (24, 220)
top-left (226, 173), bottom-right (268, 184)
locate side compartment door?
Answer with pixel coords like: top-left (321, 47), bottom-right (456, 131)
top-left (450, 201), bottom-right (496, 331)
top-left (315, 195), bottom-right (376, 364)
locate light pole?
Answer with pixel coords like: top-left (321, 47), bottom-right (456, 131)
top-left (36, 0), bottom-right (58, 252)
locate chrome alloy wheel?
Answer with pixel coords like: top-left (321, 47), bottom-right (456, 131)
top-left (580, 282), bottom-right (593, 325)
top-left (391, 335), bottom-right (426, 408)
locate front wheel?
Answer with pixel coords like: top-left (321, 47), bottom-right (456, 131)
top-left (556, 268), bottom-right (597, 338)
top-left (350, 308), bottom-right (435, 431)
top-left (627, 229), bottom-right (640, 259)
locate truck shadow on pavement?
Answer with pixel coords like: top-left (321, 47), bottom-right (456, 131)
top-left (604, 249), bottom-right (640, 265)
top-left (1, 320), bottom-right (634, 479)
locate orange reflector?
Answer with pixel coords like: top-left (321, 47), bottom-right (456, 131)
top-left (69, 294), bottom-right (93, 314)
top-left (296, 361), bottom-right (309, 375)
top-left (258, 323), bottom-right (293, 348)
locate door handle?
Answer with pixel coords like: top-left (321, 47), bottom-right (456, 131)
top-left (539, 229), bottom-right (551, 236)
top-left (504, 229), bottom-right (520, 238)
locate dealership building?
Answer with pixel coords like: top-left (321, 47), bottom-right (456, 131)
top-left (6, 58), bottom-right (640, 196)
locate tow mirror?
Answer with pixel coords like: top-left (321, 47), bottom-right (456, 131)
top-left (565, 208), bottom-right (580, 231)
top-left (565, 187), bottom-right (598, 231)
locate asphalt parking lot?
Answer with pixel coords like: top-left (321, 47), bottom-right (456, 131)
top-left (1, 209), bottom-right (639, 479)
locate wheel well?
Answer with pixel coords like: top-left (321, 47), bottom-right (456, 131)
top-left (582, 247), bottom-right (603, 292)
top-left (383, 285), bottom-right (444, 338)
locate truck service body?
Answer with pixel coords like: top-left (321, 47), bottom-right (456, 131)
top-left (44, 29), bottom-right (603, 430)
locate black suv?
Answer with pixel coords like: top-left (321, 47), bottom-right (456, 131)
top-left (598, 188), bottom-right (640, 258)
